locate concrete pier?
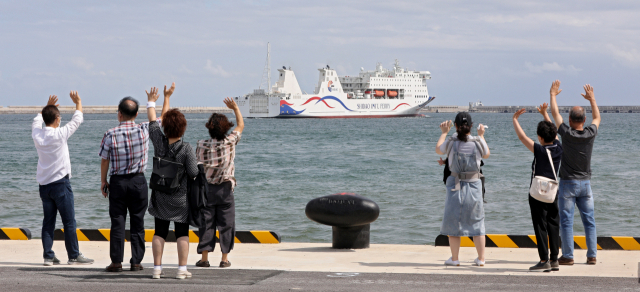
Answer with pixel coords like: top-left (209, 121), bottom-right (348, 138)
top-left (0, 106), bottom-right (232, 114)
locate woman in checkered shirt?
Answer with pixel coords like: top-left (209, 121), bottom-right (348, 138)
top-left (194, 97), bottom-right (244, 268)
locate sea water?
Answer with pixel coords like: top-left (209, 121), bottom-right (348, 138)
top-left (1, 112), bottom-right (638, 244)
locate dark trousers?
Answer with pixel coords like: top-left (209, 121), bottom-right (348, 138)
top-left (108, 173), bottom-right (148, 264)
top-left (39, 175), bottom-right (79, 260)
top-left (197, 181), bottom-right (235, 254)
top-left (529, 194), bottom-right (560, 261)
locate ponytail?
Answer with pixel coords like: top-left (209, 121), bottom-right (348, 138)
top-left (456, 124), bottom-right (471, 142)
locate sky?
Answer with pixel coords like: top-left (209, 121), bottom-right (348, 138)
top-left (1, 0), bottom-right (639, 107)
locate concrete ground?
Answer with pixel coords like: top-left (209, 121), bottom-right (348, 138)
top-left (0, 241), bottom-right (638, 291)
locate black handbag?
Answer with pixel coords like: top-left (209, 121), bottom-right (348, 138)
top-left (149, 142), bottom-right (185, 194)
top-left (187, 164), bottom-right (208, 228)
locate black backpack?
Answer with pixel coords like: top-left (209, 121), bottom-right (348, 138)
top-left (149, 142), bottom-right (186, 194)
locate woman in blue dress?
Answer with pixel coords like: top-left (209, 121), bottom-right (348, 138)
top-left (435, 112), bottom-right (490, 266)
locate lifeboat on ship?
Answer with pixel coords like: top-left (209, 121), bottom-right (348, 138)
top-left (374, 90), bottom-right (385, 97)
top-left (387, 90), bottom-right (398, 98)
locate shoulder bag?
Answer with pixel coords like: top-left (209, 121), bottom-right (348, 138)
top-left (529, 149), bottom-right (558, 203)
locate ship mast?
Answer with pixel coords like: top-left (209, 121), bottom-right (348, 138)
top-left (259, 42), bottom-right (271, 94)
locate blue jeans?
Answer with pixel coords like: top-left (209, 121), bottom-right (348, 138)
top-left (39, 175), bottom-right (79, 260)
top-left (558, 179), bottom-right (597, 259)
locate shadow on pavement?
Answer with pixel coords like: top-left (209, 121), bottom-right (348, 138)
top-left (278, 247), bottom-right (356, 253)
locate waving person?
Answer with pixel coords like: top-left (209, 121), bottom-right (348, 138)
top-left (146, 83), bottom-right (199, 280)
top-left (435, 112), bottom-right (490, 267)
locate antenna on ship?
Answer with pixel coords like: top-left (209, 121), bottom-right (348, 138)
top-left (259, 42), bottom-right (271, 94)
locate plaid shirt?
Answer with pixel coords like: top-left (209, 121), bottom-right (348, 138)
top-left (196, 131), bottom-right (241, 189)
top-left (99, 119), bottom-right (160, 175)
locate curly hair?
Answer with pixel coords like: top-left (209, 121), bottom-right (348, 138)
top-left (537, 120), bottom-right (557, 143)
top-left (206, 113), bottom-right (234, 140)
top-left (162, 109), bottom-right (187, 139)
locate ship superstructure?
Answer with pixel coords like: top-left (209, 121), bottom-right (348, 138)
top-left (236, 50), bottom-right (435, 118)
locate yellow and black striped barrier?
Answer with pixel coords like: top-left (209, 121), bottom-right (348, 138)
top-left (0, 228), bottom-right (32, 240)
top-left (53, 229), bottom-right (280, 244)
top-left (435, 234), bottom-right (640, 250)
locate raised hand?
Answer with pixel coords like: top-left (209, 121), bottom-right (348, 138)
top-left (146, 87), bottom-right (159, 102)
top-left (439, 120), bottom-right (452, 134)
top-left (46, 95), bottom-right (59, 107)
top-left (164, 82), bottom-right (175, 98)
top-left (513, 108), bottom-right (526, 120)
top-left (536, 103), bottom-right (548, 115)
top-left (581, 84), bottom-right (595, 101)
top-left (224, 97), bottom-right (239, 111)
top-left (550, 80), bottom-right (562, 97)
top-left (69, 91), bottom-right (81, 104)
top-left (477, 123), bottom-right (486, 136)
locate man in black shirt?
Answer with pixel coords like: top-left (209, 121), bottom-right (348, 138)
top-left (549, 80), bottom-right (601, 266)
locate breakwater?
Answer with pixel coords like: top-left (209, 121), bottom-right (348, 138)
top-left (422, 105), bottom-right (640, 113)
top-left (0, 105), bottom-right (232, 114)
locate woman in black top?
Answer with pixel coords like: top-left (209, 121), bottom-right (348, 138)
top-left (512, 104), bottom-right (563, 272)
top-left (146, 84), bottom-right (198, 280)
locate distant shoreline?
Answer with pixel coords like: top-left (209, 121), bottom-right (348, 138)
top-left (2, 105), bottom-right (639, 114)
top-left (0, 106), bottom-right (232, 114)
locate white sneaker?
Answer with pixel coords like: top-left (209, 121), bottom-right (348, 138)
top-left (444, 257), bottom-right (460, 266)
top-left (176, 270), bottom-right (192, 280)
top-left (152, 269), bottom-right (164, 279)
top-left (474, 258), bottom-right (485, 266)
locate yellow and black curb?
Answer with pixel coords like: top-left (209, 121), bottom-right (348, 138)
top-left (52, 229), bottom-right (281, 244)
top-left (435, 234), bottom-right (640, 250)
top-left (0, 228), bottom-right (31, 240)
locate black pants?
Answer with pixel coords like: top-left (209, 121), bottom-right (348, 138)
top-left (528, 194), bottom-right (560, 261)
top-left (197, 181), bottom-right (235, 254)
top-left (154, 217), bottom-right (189, 240)
top-left (108, 173), bottom-right (148, 264)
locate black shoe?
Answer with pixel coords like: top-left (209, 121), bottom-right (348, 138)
top-left (219, 261), bottom-right (231, 268)
top-left (529, 261), bottom-right (551, 272)
top-left (549, 260), bottom-right (559, 271)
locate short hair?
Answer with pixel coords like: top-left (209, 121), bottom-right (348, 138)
top-left (162, 109), bottom-right (187, 139)
top-left (537, 121), bottom-right (557, 143)
top-left (205, 113), bottom-right (234, 140)
top-left (118, 97), bottom-right (139, 120)
top-left (569, 107), bottom-right (585, 123)
top-left (42, 105), bottom-right (60, 125)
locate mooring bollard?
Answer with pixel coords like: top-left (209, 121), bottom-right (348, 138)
top-left (305, 193), bottom-right (379, 249)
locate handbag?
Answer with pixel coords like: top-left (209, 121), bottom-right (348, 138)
top-left (187, 164), bottom-right (208, 228)
top-left (529, 148), bottom-right (559, 203)
top-left (149, 142), bottom-right (185, 194)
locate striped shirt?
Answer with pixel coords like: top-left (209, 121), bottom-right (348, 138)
top-left (99, 119), bottom-right (160, 175)
top-left (196, 131), bottom-right (241, 189)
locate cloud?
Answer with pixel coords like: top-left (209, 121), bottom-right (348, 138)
top-left (204, 60), bottom-right (231, 77)
top-left (608, 45), bottom-right (640, 67)
top-left (71, 57), bottom-right (94, 71)
top-left (179, 65), bottom-right (193, 74)
top-left (524, 62), bottom-right (581, 73)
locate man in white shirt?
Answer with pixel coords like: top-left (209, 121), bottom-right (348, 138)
top-left (32, 92), bottom-right (94, 266)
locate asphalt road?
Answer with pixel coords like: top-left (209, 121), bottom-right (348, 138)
top-left (0, 267), bottom-right (638, 291)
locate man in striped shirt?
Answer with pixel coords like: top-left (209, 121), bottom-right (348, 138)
top-left (99, 95), bottom-right (166, 272)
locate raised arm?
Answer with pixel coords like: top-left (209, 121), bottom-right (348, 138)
top-left (161, 82), bottom-right (175, 120)
top-left (512, 109), bottom-right (534, 153)
top-left (549, 80), bottom-right (563, 129)
top-left (477, 123), bottom-right (490, 158)
top-left (146, 87), bottom-right (159, 122)
top-left (435, 120), bottom-right (452, 155)
top-left (33, 95), bottom-right (58, 130)
top-left (581, 84), bottom-right (600, 129)
top-left (224, 97), bottom-right (244, 134)
top-left (60, 91), bottom-right (84, 140)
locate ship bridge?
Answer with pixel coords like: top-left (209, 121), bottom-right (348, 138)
top-left (338, 60), bottom-right (430, 100)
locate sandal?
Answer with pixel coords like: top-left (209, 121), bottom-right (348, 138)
top-left (219, 261), bottom-right (231, 268)
top-left (195, 260), bottom-right (210, 267)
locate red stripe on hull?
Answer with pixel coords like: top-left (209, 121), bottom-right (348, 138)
top-left (276, 114), bottom-right (424, 119)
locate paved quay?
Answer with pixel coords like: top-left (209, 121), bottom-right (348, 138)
top-left (0, 241), bottom-right (638, 291)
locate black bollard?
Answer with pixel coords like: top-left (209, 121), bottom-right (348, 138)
top-left (305, 193), bottom-right (379, 249)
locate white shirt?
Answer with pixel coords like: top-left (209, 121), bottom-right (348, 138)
top-left (32, 110), bottom-right (83, 185)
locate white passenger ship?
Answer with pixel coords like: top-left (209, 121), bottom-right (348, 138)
top-left (236, 48), bottom-right (435, 118)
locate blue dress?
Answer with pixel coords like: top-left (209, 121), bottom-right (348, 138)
top-left (440, 141), bottom-right (485, 237)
